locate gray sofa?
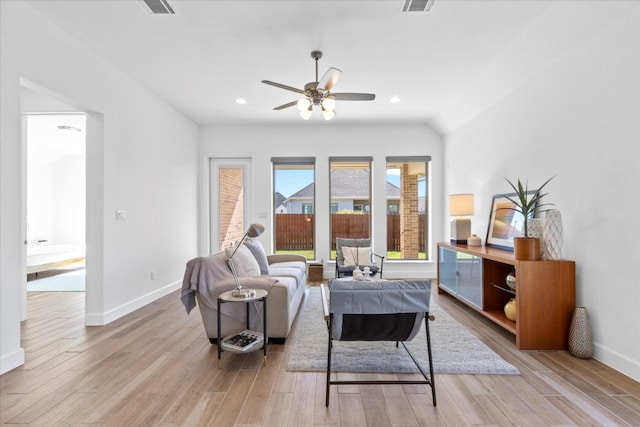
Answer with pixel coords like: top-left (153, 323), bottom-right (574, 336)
top-left (181, 238), bottom-right (307, 343)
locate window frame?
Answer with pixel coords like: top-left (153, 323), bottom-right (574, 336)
top-left (386, 156), bottom-right (431, 261)
top-left (272, 157), bottom-right (316, 260)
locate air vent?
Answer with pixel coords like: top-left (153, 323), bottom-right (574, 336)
top-left (140, 0), bottom-right (175, 14)
top-left (401, 0), bottom-right (435, 13)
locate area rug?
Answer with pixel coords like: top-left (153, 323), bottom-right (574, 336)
top-left (27, 269), bottom-right (85, 292)
top-left (287, 287), bottom-right (519, 375)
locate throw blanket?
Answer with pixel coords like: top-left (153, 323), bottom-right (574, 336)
top-left (180, 253), bottom-right (277, 321)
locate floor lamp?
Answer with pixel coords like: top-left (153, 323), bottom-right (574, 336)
top-left (227, 223), bottom-right (265, 298)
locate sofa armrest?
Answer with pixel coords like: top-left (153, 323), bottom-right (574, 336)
top-left (320, 284), bottom-right (330, 321)
top-left (267, 254), bottom-right (307, 264)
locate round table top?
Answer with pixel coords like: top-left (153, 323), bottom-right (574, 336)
top-left (219, 288), bottom-right (268, 302)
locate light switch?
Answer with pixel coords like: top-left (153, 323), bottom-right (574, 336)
top-left (116, 210), bottom-right (127, 220)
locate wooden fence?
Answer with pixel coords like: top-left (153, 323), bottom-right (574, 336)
top-left (275, 213), bottom-right (426, 252)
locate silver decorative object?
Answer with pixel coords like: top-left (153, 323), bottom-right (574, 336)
top-left (568, 306), bottom-right (593, 359)
top-left (506, 271), bottom-right (516, 291)
top-left (542, 209), bottom-right (563, 260)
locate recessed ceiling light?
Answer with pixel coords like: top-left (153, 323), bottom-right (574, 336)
top-left (235, 98), bottom-right (247, 104)
top-left (390, 97), bottom-right (401, 103)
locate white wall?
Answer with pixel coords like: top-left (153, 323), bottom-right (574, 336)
top-left (26, 160), bottom-right (55, 242)
top-left (444, 7), bottom-right (640, 380)
top-left (52, 155), bottom-right (85, 244)
top-left (27, 154), bottom-right (85, 244)
top-left (199, 125), bottom-right (443, 279)
top-left (1, 2), bottom-right (199, 374)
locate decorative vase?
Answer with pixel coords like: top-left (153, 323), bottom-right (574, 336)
top-left (568, 306), bottom-right (593, 359)
top-left (505, 271), bottom-right (516, 292)
top-left (513, 237), bottom-right (541, 260)
top-left (526, 218), bottom-right (544, 239)
top-left (543, 209), bottom-right (563, 260)
top-left (504, 298), bottom-right (516, 321)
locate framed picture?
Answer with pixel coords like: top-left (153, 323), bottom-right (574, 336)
top-left (485, 192), bottom-right (538, 251)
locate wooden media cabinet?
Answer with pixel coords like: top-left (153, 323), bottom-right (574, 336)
top-left (437, 242), bottom-right (576, 350)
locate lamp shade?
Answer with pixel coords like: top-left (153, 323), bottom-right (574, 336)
top-left (246, 223), bottom-right (265, 238)
top-left (322, 108), bottom-right (335, 121)
top-left (448, 194), bottom-right (474, 216)
top-left (228, 223), bottom-right (265, 261)
top-left (299, 108), bottom-right (312, 120)
top-left (297, 98), bottom-right (311, 112)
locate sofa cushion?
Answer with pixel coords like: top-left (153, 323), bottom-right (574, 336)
top-left (269, 260), bottom-right (306, 274)
top-left (243, 237), bottom-right (269, 275)
top-left (225, 244), bottom-right (261, 277)
top-left (268, 265), bottom-right (305, 288)
top-left (270, 275), bottom-right (298, 300)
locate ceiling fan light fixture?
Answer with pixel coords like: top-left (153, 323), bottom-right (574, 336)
top-left (300, 108), bottom-right (312, 120)
top-left (297, 98), bottom-right (311, 112)
top-left (321, 97), bottom-right (335, 111)
top-left (262, 50), bottom-right (375, 121)
top-left (322, 108), bottom-right (335, 121)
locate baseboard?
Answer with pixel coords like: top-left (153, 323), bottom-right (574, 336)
top-left (594, 342), bottom-right (640, 382)
top-left (0, 347), bottom-right (25, 375)
top-left (85, 280), bottom-right (181, 326)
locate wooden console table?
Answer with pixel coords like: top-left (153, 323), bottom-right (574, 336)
top-left (437, 242), bottom-right (576, 350)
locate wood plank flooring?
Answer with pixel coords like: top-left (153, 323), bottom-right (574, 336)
top-left (2, 287), bottom-right (639, 426)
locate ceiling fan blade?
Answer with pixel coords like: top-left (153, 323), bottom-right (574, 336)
top-left (331, 93), bottom-right (376, 101)
top-left (318, 67), bottom-right (341, 91)
top-left (273, 101), bottom-right (298, 110)
top-left (262, 80), bottom-right (305, 95)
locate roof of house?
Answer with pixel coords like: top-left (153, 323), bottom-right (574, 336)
top-left (288, 169), bottom-right (400, 200)
top-left (274, 192), bottom-right (287, 207)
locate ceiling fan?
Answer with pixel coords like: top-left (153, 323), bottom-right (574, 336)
top-left (261, 51), bottom-right (375, 121)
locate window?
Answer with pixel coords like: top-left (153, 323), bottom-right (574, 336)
top-left (386, 157), bottom-right (430, 260)
top-left (329, 157), bottom-right (372, 259)
top-left (210, 158), bottom-right (251, 252)
top-left (272, 158), bottom-right (315, 260)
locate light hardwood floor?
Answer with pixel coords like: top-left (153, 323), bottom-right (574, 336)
top-left (2, 286), bottom-right (639, 426)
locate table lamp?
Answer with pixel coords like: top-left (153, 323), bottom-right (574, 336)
top-left (449, 194), bottom-right (474, 244)
top-left (227, 223), bottom-right (265, 298)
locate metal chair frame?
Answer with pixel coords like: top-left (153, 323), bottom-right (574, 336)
top-left (320, 284), bottom-right (436, 407)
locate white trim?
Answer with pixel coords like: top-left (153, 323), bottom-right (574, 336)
top-left (0, 347), bottom-right (25, 375)
top-left (85, 280), bottom-right (181, 326)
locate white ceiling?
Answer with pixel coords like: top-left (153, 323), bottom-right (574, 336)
top-left (21, 0), bottom-right (628, 133)
top-left (26, 114), bottom-right (86, 163)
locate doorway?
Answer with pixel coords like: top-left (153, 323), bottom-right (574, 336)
top-left (25, 114), bottom-right (86, 293)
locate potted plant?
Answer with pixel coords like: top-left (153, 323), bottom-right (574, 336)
top-left (502, 176), bottom-right (554, 260)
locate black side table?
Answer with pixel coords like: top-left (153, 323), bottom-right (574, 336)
top-left (217, 289), bottom-right (268, 367)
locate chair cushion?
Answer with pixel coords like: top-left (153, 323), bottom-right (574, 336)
top-left (328, 279), bottom-right (432, 341)
top-left (243, 237), bottom-right (269, 275)
top-left (225, 244), bottom-right (261, 277)
top-left (342, 246), bottom-right (372, 266)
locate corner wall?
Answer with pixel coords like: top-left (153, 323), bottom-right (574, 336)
top-left (444, 6), bottom-right (640, 380)
top-left (1, 2), bottom-right (199, 374)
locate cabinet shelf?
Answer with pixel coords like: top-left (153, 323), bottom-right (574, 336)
top-left (437, 243), bottom-right (575, 350)
top-left (492, 283), bottom-right (515, 295)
